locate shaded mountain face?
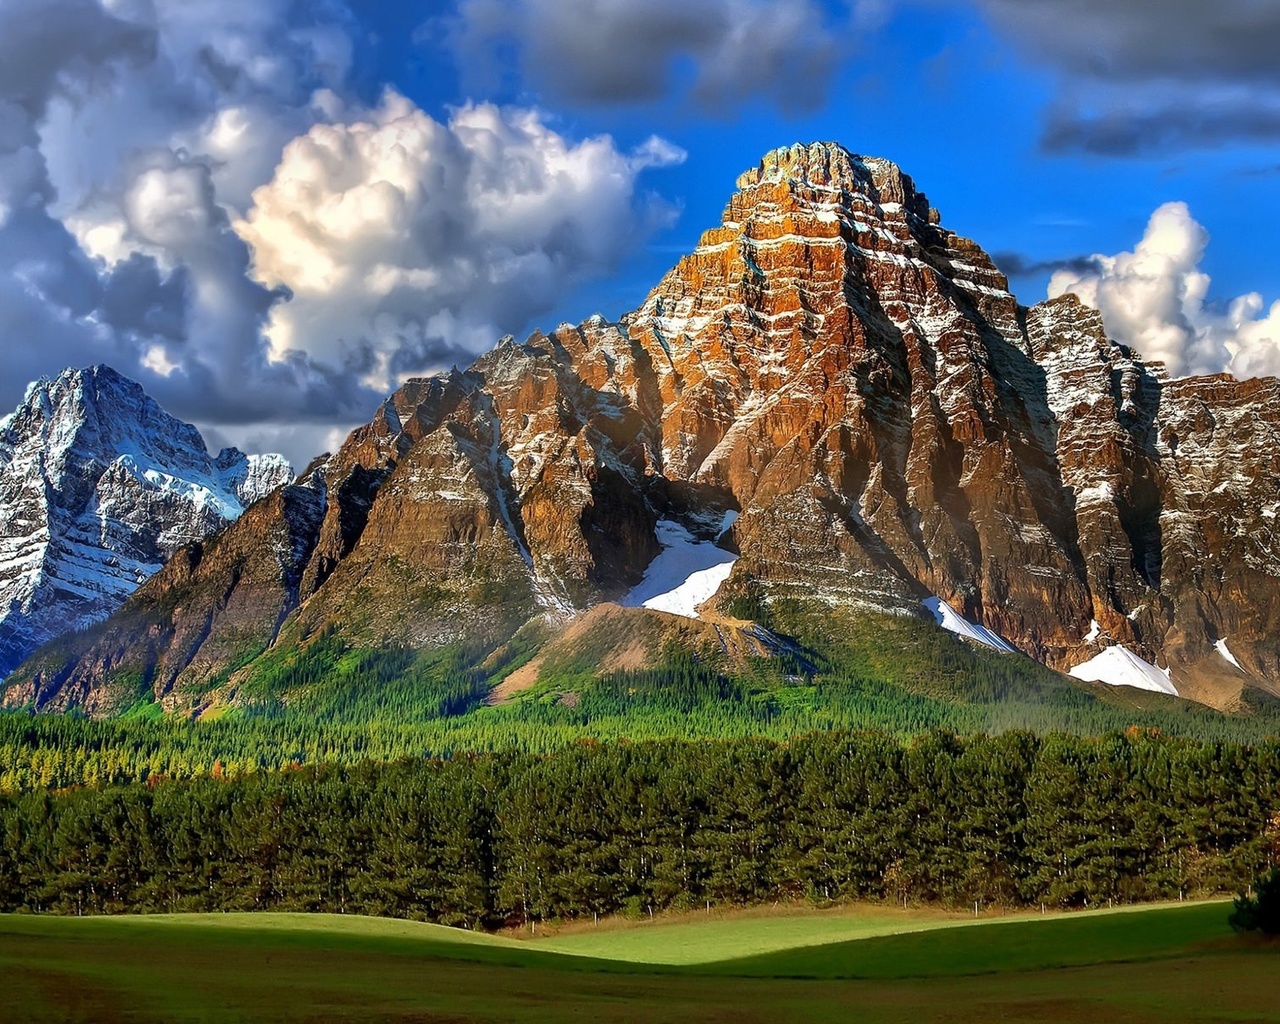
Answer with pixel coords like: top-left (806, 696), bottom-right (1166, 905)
top-left (7, 144), bottom-right (1279, 714)
top-left (0, 366), bottom-right (292, 677)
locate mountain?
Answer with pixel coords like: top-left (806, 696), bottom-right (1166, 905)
top-left (0, 366), bottom-right (293, 678)
top-left (6, 144), bottom-right (1280, 716)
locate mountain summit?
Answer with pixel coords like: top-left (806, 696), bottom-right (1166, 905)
top-left (0, 365), bottom-right (293, 676)
top-left (7, 144), bottom-right (1279, 713)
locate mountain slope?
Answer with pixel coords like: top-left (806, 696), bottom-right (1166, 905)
top-left (0, 366), bottom-right (292, 678)
top-left (7, 144), bottom-right (1279, 714)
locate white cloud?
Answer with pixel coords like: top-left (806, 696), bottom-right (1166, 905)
top-left (1222, 294), bottom-right (1280, 380)
top-left (235, 92), bottom-right (685, 390)
top-left (0, 0), bottom-right (684, 468)
top-left (125, 163), bottom-right (221, 249)
top-left (1049, 202), bottom-right (1280, 378)
top-left (39, 0), bottom-right (352, 219)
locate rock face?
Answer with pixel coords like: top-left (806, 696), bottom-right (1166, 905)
top-left (7, 144), bottom-right (1280, 713)
top-left (0, 366), bottom-right (292, 678)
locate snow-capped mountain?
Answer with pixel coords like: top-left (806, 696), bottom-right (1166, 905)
top-left (7, 144), bottom-right (1280, 714)
top-left (0, 366), bottom-right (292, 677)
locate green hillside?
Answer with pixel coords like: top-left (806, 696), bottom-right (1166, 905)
top-left (5, 603), bottom-right (1277, 793)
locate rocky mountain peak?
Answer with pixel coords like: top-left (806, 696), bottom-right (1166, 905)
top-left (0, 365), bottom-right (293, 678)
top-left (640, 140), bottom-right (1011, 341)
top-left (736, 142), bottom-right (922, 206)
top-left (7, 145), bottom-right (1280, 716)
top-left (738, 141), bottom-right (863, 188)
top-left (11, 364), bottom-right (203, 461)
top-left (732, 143), bottom-right (936, 227)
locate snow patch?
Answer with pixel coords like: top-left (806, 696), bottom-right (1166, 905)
top-left (1075, 482), bottom-right (1115, 505)
top-left (1215, 638), bottom-right (1243, 672)
top-left (1069, 646), bottom-right (1179, 696)
top-left (623, 519), bottom-right (737, 620)
top-left (923, 597), bottom-right (1017, 653)
top-left (1084, 619), bottom-right (1101, 644)
top-left (118, 456), bottom-right (243, 520)
top-left (717, 510), bottom-right (739, 540)
top-left (953, 278), bottom-right (1012, 299)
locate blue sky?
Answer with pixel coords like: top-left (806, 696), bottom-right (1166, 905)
top-left (1, 0), bottom-right (1278, 465)
top-left (376, 0), bottom-right (1280, 326)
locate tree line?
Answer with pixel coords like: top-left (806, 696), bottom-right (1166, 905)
top-left (6, 653), bottom-right (1279, 794)
top-left (3, 730), bottom-right (1278, 925)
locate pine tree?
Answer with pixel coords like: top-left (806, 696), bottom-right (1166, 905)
top-left (1229, 867), bottom-right (1280, 934)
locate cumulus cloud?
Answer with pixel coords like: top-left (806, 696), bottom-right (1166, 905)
top-left (0, 0), bottom-right (684, 468)
top-left (236, 93), bottom-right (684, 387)
top-left (971, 0), bottom-right (1280, 154)
top-left (0, 0), bottom-right (155, 392)
top-left (1048, 202), bottom-right (1280, 378)
top-left (0, 0), bottom-right (377, 464)
top-left (447, 0), bottom-right (884, 114)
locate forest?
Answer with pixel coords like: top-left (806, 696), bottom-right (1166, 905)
top-left (6, 614), bottom-right (1280, 793)
top-left (5, 609), bottom-right (1279, 927)
top-left (3, 730), bottom-right (1278, 925)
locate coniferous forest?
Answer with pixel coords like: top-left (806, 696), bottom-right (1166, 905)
top-left (3, 731), bottom-right (1278, 924)
top-left (5, 609), bottom-right (1280, 926)
top-left (6, 606), bottom-right (1280, 793)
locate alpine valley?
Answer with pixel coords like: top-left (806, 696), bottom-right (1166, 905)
top-left (5, 143), bottom-right (1280, 724)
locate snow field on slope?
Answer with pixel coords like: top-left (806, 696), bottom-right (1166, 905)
top-left (922, 597), bottom-right (1017, 653)
top-left (622, 517), bottom-right (738, 620)
top-left (1215, 638), bottom-right (1243, 671)
top-left (1069, 646), bottom-right (1179, 696)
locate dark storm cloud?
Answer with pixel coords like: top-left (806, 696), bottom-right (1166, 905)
top-left (970, 0), bottom-right (1280, 155)
top-left (386, 335), bottom-right (477, 378)
top-left (975, 0), bottom-right (1280, 85)
top-left (0, 0), bottom-right (401, 474)
top-left (449, 0), bottom-right (880, 114)
top-left (0, 0), bottom-right (155, 116)
top-left (1040, 99), bottom-right (1280, 156)
top-left (0, 0), bottom-right (161, 398)
top-left (98, 255), bottom-right (190, 342)
top-left (991, 252), bottom-right (1098, 278)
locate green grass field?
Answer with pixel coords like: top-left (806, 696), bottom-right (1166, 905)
top-left (1, 901), bottom-right (1275, 1023)
top-left (531, 902), bottom-right (976, 963)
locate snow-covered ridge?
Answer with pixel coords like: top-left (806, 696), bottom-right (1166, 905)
top-left (0, 365), bottom-right (293, 678)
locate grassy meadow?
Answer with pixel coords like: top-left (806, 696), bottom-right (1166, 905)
top-left (2, 900), bottom-right (1276, 1023)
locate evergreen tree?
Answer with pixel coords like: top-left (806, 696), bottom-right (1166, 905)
top-left (1229, 867), bottom-right (1280, 934)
